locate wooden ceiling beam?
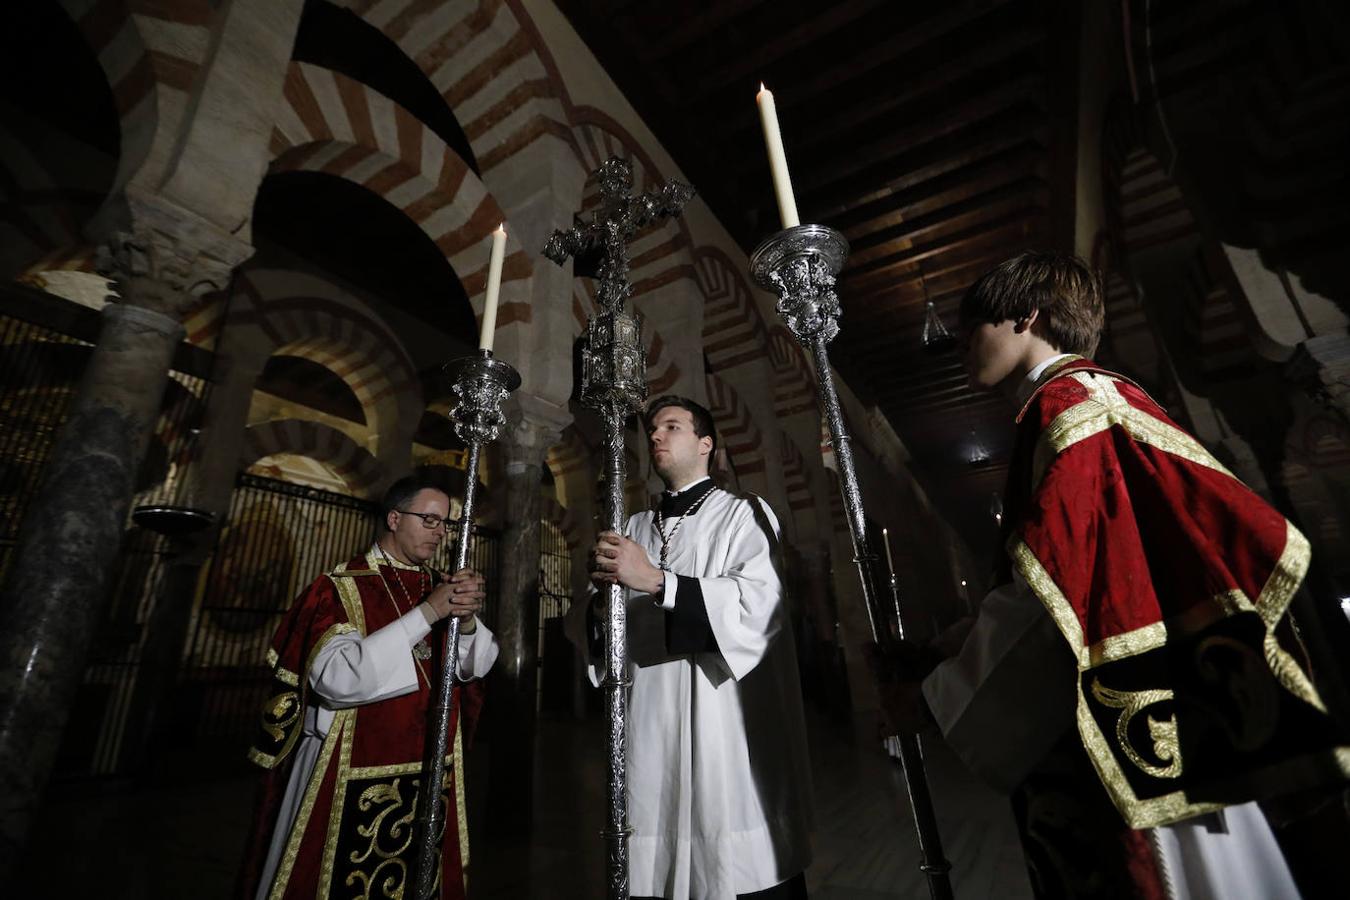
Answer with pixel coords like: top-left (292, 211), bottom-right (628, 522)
top-left (642, 0), bottom-right (768, 59)
top-left (733, 72), bottom-right (1044, 189)
top-left (844, 203), bottom-right (1047, 280)
top-left (684, 0), bottom-right (894, 93)
top-left (805, 116), bottom-right (1048, 216)
top-left (847, 178), bottom-right (1049, 265)
top-left (800, 103), bottom-right (1046, 197)
top-left (842, 212), bottom-right (1046, 290)
top-left (838, 147), bottom-right (1047, 241)
top-left (695, 0), bottom-right (1023, 117)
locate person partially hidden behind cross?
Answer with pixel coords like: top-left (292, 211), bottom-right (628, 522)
top-left (238, 474), bottom-right (499, 900)
top-left (567, 395), bottom-right (814, 899)
top-left (871, 251), bottom-right (1350, 899)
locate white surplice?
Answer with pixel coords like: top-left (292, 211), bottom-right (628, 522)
top-left (255, 555), bottom-right (499, 900)
top-left (568, 488), bottom-right (814, 899)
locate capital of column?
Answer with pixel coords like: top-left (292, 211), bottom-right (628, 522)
top-left (501, 393), bottom-right (573, 472)
top-left (93, 192), bottom-right (254, 319)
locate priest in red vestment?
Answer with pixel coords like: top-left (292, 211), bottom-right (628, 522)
top-left (238, 475), bottom-right (499, 900)
top-left (875, 252), bottom-right (1349, 899)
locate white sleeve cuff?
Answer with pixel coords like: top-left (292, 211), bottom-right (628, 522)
top-left (655, 571), bottom-right (676, 610)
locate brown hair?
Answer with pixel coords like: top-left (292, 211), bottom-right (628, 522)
top-left (959, 251), bottom-right (1105, 355)
top-left (644, 395), bottom-right (717, 455)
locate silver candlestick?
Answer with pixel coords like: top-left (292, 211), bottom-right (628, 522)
top-left (544, 156), bottom-right (694, 900)
top-left (750, 224), bottom-right (954, 900)
top-left (409, 348), bottom-right (520, 900)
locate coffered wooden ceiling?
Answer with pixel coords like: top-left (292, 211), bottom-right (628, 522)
top-left (559, 0), bottom-right (1076, 555)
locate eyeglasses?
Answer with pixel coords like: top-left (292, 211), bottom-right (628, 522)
top-left (397, 509), bottom-right (449, 531)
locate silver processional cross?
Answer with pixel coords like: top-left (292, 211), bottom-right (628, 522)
top-left (542, 156), bottom-right (694, 900)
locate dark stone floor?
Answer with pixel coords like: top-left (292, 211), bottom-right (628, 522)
top-left (18, 705), bottom-right (1032, 899)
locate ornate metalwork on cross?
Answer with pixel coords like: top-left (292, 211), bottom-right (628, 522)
top-left (542, 156), bottom-right (694, 900)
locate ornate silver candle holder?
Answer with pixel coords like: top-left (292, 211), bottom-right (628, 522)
top-left (544, 156), bottom-right (693, 900)
top-left (750, 224), bottom-right (954, 900)
top-left (409, 348), bottom-right (519, 900)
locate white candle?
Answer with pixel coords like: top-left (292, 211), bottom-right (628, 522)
top-left (882, 527), bottom-right (895, 577)
top-left (756, 83), bottom-right (800, 228)
top-left (478, 223), bottom-right (507, 352)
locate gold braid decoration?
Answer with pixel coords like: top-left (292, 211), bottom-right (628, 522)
top-left (1090, 678), bottom-right (1183, 780)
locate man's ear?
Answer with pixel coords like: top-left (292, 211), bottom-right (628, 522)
top-left (700, 435), bottom-right (713, 457)
top-left (385, 509), bottom-right (399, 533)
top-left (1013, 307), bottom-right (1040, 333)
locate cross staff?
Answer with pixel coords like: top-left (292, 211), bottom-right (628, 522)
top-left (542, 156), bottom-right (694, 900)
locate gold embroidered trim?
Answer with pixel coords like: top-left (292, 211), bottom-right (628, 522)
top-left (260, 690), bottom-right (301, 744)
top-left (1255, 522), bottom-right (1310, 627)
top-left (318, 700), bottom-right (357, 897)
top-left (247, 745), bottom-right (279, 769)
top-left (330, 575), bottom-right (368, 636)
top-left (455, 721), bottom-right (470, 883)
top-left (1076, 679), bottom-right (1227, 829)
top-left (1009, 540), bottom-right (1087, 666)
top-left (1034, 372), bottom-right (1235, 490)
top-left (344, 777), bottom-right (418, 895)
top-left (366, 545), bottom-right (422, 572)
top-left (1090, 678), bottom-right (1182, 780)
top-left (268, 707), bottom-right (353, 900)
top-left (275, 665), bottom-right (299, 688)
top-left (266, 647), bottom-right (279, 669)
top-left (346, 755), bottom-right (457, 779)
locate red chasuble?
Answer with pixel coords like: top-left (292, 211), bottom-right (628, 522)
top-left (239, 552), bottom-right (484, 900)
top-left (1006, 358), bottom-right (1350, 829)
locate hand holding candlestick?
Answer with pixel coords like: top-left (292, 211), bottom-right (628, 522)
top-left (408, 225), bottom-right (519, 900)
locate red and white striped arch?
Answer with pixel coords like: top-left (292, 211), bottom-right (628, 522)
top-left (704, 371), bottom-right (766, 479)
top-left (240, 419), bottom-right (383, 498)
top-left (223, 269), bottom-right (422, 454)
top-left (332, 0), bottom-right (579, 174)
top-left (59, 0), bottom-right (215, 194)
top-left (268, 61), bottom-right (533, 343)
top-left (768, 325), bottom-right (818, 419)
top-left (695, 247), bottom-right (770, 374)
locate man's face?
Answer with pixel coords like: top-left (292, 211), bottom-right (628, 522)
top-left (647, 406), bottom-right (711, 486)
top-left (388, 488), bottom-right (450, 564)
top-left (960, 318), bottom-right (1026, 393)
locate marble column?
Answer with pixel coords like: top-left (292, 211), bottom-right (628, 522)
top-left (0, 219), bottom-right (247, 868)
top-left (484, 395), bottom-right (570, 837)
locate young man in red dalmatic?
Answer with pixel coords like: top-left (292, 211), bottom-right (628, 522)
top-left (877, 252), bottom-right (1350, 899)
top-left (238, 475), bottom-right (499, 900)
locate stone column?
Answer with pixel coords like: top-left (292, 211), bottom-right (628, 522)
top-left (484, 394), bottom-right (570, 837)
top-left (0, 215), bottom-right (247, 868)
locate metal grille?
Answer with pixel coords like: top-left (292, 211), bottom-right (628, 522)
top-left (537, 519), bottom-right (572, 712)
top-left (539, 519), bottom-right (572, 626)
top-left (179, 472), bottom-right (500, 744)
top-left (0, 314), bottom-right (90, 583)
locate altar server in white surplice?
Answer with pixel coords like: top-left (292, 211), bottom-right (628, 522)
top-left (567, 395), bottom-right (814, 900)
